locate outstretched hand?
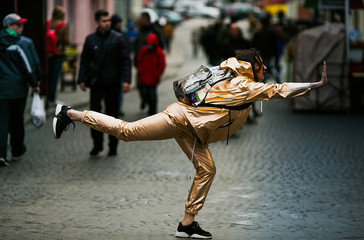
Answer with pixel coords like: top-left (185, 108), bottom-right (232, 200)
top-left (311, 61), bottom-right (328, 89)
top-left (320, 61), bottom-right (328, 86)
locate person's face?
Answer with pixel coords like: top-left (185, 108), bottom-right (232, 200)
top-left (9, 23), bottom-right (24, 35)
top-left (230, 24), bottom-right (240, 38)
top-left (114, 21), bottom-right (122, 31)
top-left (139, 15), bottom-right (150, 27)
top-left (97, 15), bottom-right (111, 32)
top-left (254, 57), bottom-right (267, 81)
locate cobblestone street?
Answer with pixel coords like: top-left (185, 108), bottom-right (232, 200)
top-left (1, 19), bottom-right (364, 240)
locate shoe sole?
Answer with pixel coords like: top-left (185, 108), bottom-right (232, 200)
top-left (53, 104), bottom-right (64, 139)
top-left (55, 104), bottom-right (63, 116)
top-left (12, 156), bottom-right (22, 161)
top-left (175, 232), bottom-right (212, 239)
top-left (53, 117), bottom-right (58, 139)
top-left (12, 147), bottom-right (26, 161)
top-left (0, 159), bottom-right (10, 167)
top-left (175, 232), bottom-right (189, 238)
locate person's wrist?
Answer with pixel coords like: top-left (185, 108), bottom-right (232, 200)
top-left (310, 82), bottom-right (319, 89)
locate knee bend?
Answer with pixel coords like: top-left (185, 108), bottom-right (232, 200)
top-left (198, 165), bottom-right (216, 178)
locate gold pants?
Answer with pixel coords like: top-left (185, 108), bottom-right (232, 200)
top-left (81, 103), bottom-right (216, 215)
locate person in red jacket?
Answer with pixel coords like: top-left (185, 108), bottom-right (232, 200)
top-left (137, 33), bottom-right (166, 115)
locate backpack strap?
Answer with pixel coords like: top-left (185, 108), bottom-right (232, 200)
top-left (46, 20), bottom-right (65, 32)
top-left (201, 102), bottom-right (253, 110)
top-left (201, 102), bottom-right (253, 145)
top-left (54, 21), bottom-right (65, 33)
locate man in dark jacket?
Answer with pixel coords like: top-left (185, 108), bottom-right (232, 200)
top-left (77, 9), bottom-right (131, 157)
top-left (0, 13), bottom-right (39, 166)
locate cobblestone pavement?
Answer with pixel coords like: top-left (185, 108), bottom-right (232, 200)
top-left (1, 19), bottom-right (364, 240)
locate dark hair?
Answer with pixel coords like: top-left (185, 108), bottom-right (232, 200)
top-left (141, 12), bottom-right (151, 22)
top-left (111, 14), bottom-right (122, 30)
top-left (52, 6), bottom-right (65, 20)
top-left (95, 9), bottom-right (109, 21)
top-left (235, 48), bottom-right (263, 80)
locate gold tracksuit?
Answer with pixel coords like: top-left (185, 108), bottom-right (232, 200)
top-left (81, 58), bottom-right (311, 215)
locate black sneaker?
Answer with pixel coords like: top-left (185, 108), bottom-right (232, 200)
top-left (176, 221), bottom-right (212, 239)
top-left (90, 146), bottom-right (103, 156)
top-left (107, 148), bottom-right (117, 157)
top-left (53, 104), bottom-right (75, 139)
top-left (0, 157), bottom-right (10, 167)
top-left (12, 145), bottom-right (26, 161)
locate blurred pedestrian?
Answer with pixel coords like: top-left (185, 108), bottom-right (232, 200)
top-left (77, 9), bottom-right (131, 157)
top-left (111, 14), bottom-right (130, 50)
top-left (134, 11), bottom-right (164, 64)
top-left (191, 26), bottom-right (202, 58)
top-left (111, 13), bottom-right (131, 117)
top-left (272, 10), bottom-right (287, 81)
top-left (46, 6), bottom-right (70, 106)
top-left (220, 23), bottom-right (251, 60)
top-left (161, 18), bottom-right (174, 54)
top-left (53, 48), bottom-right (328, 238)
top-left (126, 21), bottom-right (138, 53)
top-left (137, 33), bottom-right (166, 115)
top-left (200, 20), bottom-right (223, 66)
top-left (248, 13), bottom-right (260, 38)
top-left (349, 23), bottom-right (362, 46)
top-left (111, 14), bottom-right (122, 32)
top-left (0, 13), bottom-right (40, 166)
top-left (252, 14), bottom-right (278, 82)
top-left (134, 11), bottom-right (165, 110)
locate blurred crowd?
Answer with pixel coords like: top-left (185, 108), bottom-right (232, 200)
top-left (192, 11), bottom-right (312, 84)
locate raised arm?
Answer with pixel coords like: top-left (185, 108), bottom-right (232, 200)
top-left (310, 61), bottom-right (327, 90)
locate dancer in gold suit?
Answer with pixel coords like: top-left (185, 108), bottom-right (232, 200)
top-left (53, 49), bottom-right (327, 239)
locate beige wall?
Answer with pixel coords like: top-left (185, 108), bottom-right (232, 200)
top-left (47, 0), bottom-right (146, 53)
top-left (47, 0), bottom-right (114, 53)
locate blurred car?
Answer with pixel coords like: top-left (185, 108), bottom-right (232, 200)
top-left (156, 9), bottom-right (183, 26)
top-left (157, 0), bottom-right (177, 10)
top-left (222, 2), bottom-right (264, 20)
top-left (174, 1), bottom-right (220, 19)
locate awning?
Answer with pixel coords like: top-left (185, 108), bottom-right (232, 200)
top-left (350, 0), bottom-right (364, 9)
top-left (254, 0), bottom-right (287, 7)
top-left (304, 0), bottom-right (364, 9)
top-left (262, 4), bottom-right (287, 16)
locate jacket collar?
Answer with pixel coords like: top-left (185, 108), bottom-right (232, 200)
top-left (219, 57), bottom-right (254, 79)
top-left (96, 28), bottom-right (111, 37)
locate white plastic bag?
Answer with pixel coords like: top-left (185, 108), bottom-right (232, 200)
top-left (30, 93), bottom-right (46, 128)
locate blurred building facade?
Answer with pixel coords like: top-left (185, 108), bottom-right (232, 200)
top-left (1, 0), bottom-right (145, 104)
top-left (46, 0), bottom-right (144, 53)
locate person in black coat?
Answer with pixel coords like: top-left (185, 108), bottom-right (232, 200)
top-left (77, 9), bottom-right (132, 157)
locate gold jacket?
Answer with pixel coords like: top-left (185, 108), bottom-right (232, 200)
top-left (164, 57), bottom-right (311, 145)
